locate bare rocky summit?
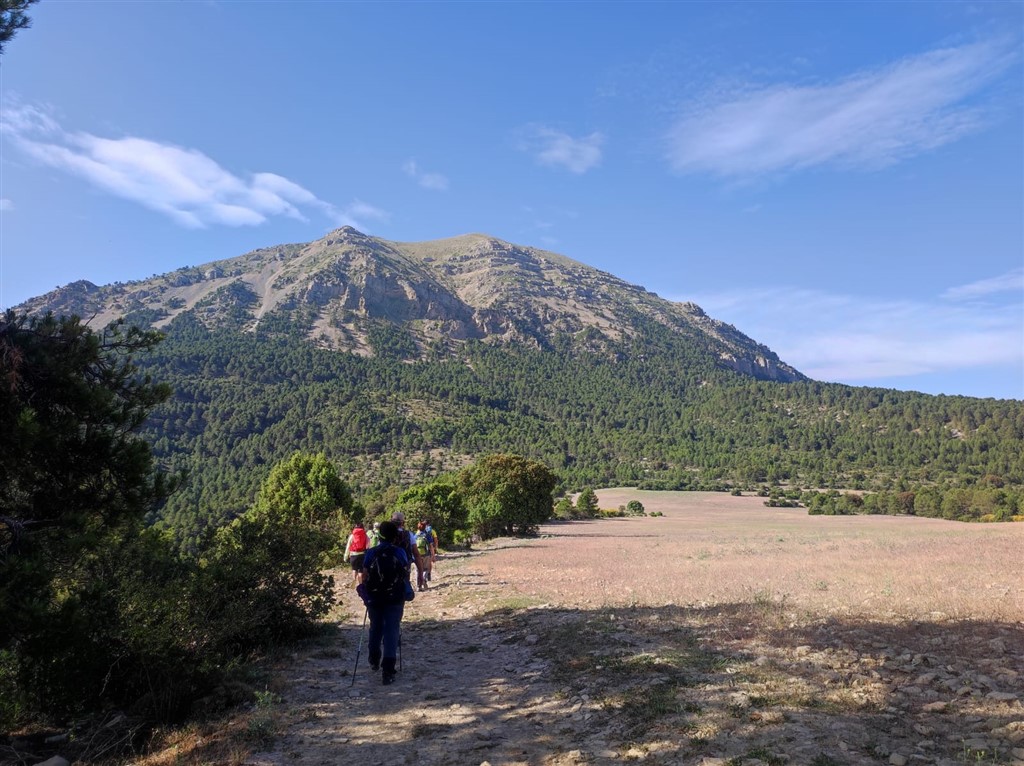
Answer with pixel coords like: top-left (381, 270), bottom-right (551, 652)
top-left (15, 227), bottom-right (803, 382)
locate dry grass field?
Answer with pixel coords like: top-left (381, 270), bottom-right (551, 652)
top-left (201, 491), bottom-right (1024, 766)
top-left (486, 490), bottom-right (1024, 623)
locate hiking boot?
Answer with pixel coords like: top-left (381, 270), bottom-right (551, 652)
top-left (382, 657), bottom-right (397, 685)
top-left (368, 650), bottom-right (381, 672)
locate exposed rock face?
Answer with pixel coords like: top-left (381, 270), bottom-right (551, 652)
top-left (13, 227), bottom-right (805, 382)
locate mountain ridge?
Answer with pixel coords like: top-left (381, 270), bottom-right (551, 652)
top-left (15, 227), bottom-right (803, 383)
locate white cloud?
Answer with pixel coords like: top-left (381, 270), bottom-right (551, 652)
top-left (402, 159), bottom-right (449, 191)
top-left (518, 125), bottom-right (604, 174)
top-left (686, 280), bottom-right (1023, 386)
top-left (666, 38), bottom-right (1016, 179)
top-left (942, 268), bottom-right (1024, 301)
top-left (334, 200), bottom-right (389, 230)
top-left (0, 101), bottom-right (384, 230)
top-left (0, 198), bottom-right (12, 211)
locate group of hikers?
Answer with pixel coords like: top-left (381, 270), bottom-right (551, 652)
top-left (341, 512), bottom-right (439, 685)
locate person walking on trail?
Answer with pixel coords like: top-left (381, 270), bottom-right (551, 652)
top-left (343, 521), bottom-right (369, 586)
top-left (425, 522), bottom-right (438, 569)
top-left (358, 520), bottom-right (411, 685)
top-left (368, 521), bottom-right (382, 548)
top-left (391, 511), bottom-right (424, 591)
top-left (414, 521), bottom-right (432, 589)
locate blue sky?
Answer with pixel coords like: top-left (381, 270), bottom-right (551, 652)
top-left (1, 1), bottom-right (1021, 399)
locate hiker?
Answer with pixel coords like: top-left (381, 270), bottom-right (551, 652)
top-left (391, 511), bottom-right (424, 591)
top-left (425, 522), bottom-right (438, 563)
top-left (343, 521), bottom-right (369, 586)
top-left (414, 521), bottom-right (432, 589)
top-left (368, 521), bottom-right (382, 548)
top-left (358, 520), bottom-right (412, 685)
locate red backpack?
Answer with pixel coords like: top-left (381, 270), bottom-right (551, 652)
top-left (350, 527), bottom-right (368, 553)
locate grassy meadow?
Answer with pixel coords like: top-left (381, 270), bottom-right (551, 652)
top-left (477, 490), bottom-right (1024, 623)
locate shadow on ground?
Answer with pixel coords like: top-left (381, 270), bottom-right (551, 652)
top-left (246, 600), bottom-right (1024, 766)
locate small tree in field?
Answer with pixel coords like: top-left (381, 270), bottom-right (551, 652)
top-left (575, 487), bottom-right (599, 517)
top-left (625, 499), bottom-right (645, 516)
top-left (553, 497), bottom-right (575, 519)
top-left (457, 454), bottom-right (557, 539)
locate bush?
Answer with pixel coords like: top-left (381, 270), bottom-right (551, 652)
top-left (553, 497), bottom-right (575, 519)
top-left (625, 500), bottom-right (645, 516)
top-left (452, 529), bottom-right (474, 548)
top-left (391, 480), bottom-right (467, 546)
top-left (458, 454), bottom-right (557, 538)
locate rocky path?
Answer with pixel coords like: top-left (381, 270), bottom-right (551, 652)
top-left (247, 537), bottom-right (1024, 766)
top-left (247, 546), bottom-right (603, 766)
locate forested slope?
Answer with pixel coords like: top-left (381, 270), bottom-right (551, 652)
top-left (141, 314), bottom-right (1024, 547)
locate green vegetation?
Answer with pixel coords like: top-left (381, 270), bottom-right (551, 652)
top-left (389, 479), bottom-right (467, 545)
top-left (757, 483), bottom-right (1023, 521)
top-left (3, 303), bottom-right (1022, 739)
top-left (0, 0), bottom-right (37, 55)
top-left (0, 313), bottom-right (348, 730)
top-left (133, 316), bottom-right (1023, 550)
top-left (457, 453), bottom-right (558, 537)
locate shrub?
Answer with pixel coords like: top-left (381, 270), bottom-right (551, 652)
top-left (391, 479), bottom-right (467, 546)
top-left (452, 529), bottom-right (474, 548)
top-left (625, 500), bottom-right (645, 516)
top-left (458, 454), bottom-right (557, 538)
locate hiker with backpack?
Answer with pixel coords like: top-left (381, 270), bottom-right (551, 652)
top-left (357, 520), bottom-right (413, 685)
top-left (390, 511), bottom-right (424, 591)
top-left (414, 521), bottom-right (432, 589)
top-left (368, 521), bottom-right (382, 548)
top-left (343, 521), bottom-right (369, 586)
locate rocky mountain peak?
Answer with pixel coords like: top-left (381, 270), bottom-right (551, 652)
top-left (13, 231), bottom-right (805, 382)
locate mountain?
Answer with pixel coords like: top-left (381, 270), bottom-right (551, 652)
top-left (13, 229), bottom-right (1023, 545)
top-left (16, 227), bottom-right (802, 383)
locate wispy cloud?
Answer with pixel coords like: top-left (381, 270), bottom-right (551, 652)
top-left (686, 278), bottom-right (1023, 388)
top-left (942, 268), bottom-right (1024, 301)
top-left (402, 159), bottom-right (449, 191)
top-left (666, 38), bottom-right (1016, 179)
top-left (335, 200), bottom-right (389, 229)
top-left (0, 101), bottom-right (387, 230)
top-left (518, 124), bottom-right (604, 174)
top-left (0, 198), bottom-right (12, 211)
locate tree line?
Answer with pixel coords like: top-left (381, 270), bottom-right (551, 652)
top-left (136, 313), bottom-right (1023, 552)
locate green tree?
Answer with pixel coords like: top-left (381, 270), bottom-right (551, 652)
top-left (196, 451), bottom-right (355, 654)
top-left (457, 454), bottom-right (557, 538)
top-left (250, 450), bottom-right (356, 530)
top-left (0, 311), bottom-right (177, 717)
top-left (0, 0), bottom-right (38, 55)
top-left (391, 479), bottom-right (466, 545)
top-left (553, 497), bottom-right (575, 519)
top-left (575, 487), bottom-right (599, 517)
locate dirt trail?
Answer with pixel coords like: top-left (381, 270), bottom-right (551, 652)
top-left (247, 543), bottom-right (601, 766)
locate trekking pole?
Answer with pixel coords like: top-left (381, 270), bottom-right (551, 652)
top-left (350, 609), bottom-right (368, 687)
top-left (399, 623), bottom-right (403, 672)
